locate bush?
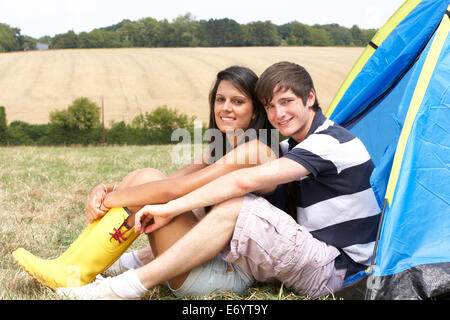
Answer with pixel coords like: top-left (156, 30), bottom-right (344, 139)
top-left (128, 105), bottom-right (197, 145)
top-left (0, 106), bottom-right (7, 145)
top-left (49, 97), bottom-right (101, 145)
top-left (3, 100), bottom-right (203, 146)
top-left (5, 121), bottom-right (51, 145)
top-left (105, 121), bottom-right (143, 145)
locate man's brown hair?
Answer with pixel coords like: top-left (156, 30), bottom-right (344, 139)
top-left (255, 61), bottom-right (320, 111)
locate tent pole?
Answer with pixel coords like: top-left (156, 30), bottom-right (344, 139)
top-left (365, 198), bottom-right (388, 300)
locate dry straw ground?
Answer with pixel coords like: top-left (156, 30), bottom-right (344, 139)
top-left (0, 46), bottom-right (363, 125)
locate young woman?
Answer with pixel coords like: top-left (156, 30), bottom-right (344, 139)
top-left (13, 66), bottom-right (279, 297)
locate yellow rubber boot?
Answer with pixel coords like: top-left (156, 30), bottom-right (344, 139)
top-left (12, 219), bottom-right (100, 288)
top-left (12, 207), bottom-right (139, 290)
top-left (55, 219), bottom-right (101, 263)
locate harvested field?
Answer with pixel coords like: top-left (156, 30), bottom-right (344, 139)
top-left (0, 46), bottom-right (363, 125)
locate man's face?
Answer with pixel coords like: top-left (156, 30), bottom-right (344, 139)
top-left (264, 87), bottom-right (316, 143)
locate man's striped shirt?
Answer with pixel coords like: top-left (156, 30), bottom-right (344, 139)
top-left (280, 111), bottom-right (381, 277)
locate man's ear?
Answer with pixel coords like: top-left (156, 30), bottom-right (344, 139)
top-left (307, 89), bottom-right (316, 108)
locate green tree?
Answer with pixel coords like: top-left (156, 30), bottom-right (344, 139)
top-left (321, 24), bottom-right (353, 46)
top-left (137, 17), bottom-right (163, 47)
top-left (156, 19), bottom-right (175, 47)
top-left (5, 121), bottom-right (51, 145)
top-left (0, 23), bottom-right (22, 52)
top-left (243, 21), bottom-right (281, 46)
top-left (285, 22), bottom-right (313, 45)
top-left (170, 13), bottom-right (201, 47)
top-left (131, 106), bottom-right (196, 144)
top-left (67, 97), bottom-right (100, 130)
top-left (78, 30), bottom-right (122, 48)
top-left (6, 121), bottom-right (34, 145)
top-left (350, 25), bottom-right (364, 46)
top-left (0, 106), bottom-right (7, 145)
top-left (310, 26), bottom-right (331, 46)
top-left (51, 30), bottom-right (79, 49)
top-left (118, 20), bottom-right (142, 46)
top-left (49, 97), bottom-right (101, 145)
top-left (277, 23), bottom-right (294, 41)
top-left (200, 18), bottom-right (244, 46)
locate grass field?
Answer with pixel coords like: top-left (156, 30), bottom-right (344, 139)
top-left (0, 145), bottom-right (333, 300)
top-left (0, 46), bottom-right (363, 125)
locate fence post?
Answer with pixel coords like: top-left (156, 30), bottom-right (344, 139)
top-left (101, 97), bottom-right (105, 145)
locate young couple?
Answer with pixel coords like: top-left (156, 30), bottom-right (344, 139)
top-left (13, 61), bottom-right (380, 300)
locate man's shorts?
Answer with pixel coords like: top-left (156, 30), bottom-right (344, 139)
top-left (221, 194), bottom-right (346, 299)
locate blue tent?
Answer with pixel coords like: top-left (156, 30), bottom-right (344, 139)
top-left (325, 0), bottom-right (450, 299)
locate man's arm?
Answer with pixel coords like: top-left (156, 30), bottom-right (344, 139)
top-left (103, 139), bottom-right (276, 209)
top-left (135, 157), bottom-right (310, 233)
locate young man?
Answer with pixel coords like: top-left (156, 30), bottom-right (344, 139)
top-left (58, 61), bottom-right (381, 299)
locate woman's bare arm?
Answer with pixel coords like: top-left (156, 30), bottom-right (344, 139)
top-left (103, 140), bottom-right (277, 208)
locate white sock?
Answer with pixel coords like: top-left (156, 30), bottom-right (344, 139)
top-left (109, 269), bottom-right (148, 299)
top-left (120, 251), bottom-right (144, 270)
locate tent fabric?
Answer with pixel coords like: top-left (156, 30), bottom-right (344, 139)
top-left (325, 0), bottom-right (423, 119)
top-left (368, 13), bottom-right (450, 299)
top-left (325, 0), bottom-right (447, 128)
top-left (326, 0), bottom-right (450, 300)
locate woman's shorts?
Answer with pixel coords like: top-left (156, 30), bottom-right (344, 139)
top-left (168, 254), bottom-right (253, 298)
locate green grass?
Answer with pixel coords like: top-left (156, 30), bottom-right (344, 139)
top-left (0, 145), bottom-right (323, 300)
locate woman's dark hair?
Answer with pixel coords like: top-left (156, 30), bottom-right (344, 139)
top-left (207, 66), bottom-right (275, 162)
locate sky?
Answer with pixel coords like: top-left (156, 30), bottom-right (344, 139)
top-left (0, 0), bottom-right (407, 39)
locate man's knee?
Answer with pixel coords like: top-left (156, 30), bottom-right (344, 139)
top-left (208, 197), bottom-right (244, 225)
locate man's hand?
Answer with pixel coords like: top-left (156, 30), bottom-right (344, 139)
top-left (134, 204), bottom-right (175, 234)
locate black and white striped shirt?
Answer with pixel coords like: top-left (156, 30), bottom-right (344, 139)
top-left (281, 111), bottom-right (381, 277)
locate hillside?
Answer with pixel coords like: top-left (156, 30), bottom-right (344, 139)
top-left (0, 46), bottom-right (363, 125)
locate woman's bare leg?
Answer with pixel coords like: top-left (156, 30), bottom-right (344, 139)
top-left (114, 168), bottom-right (200, 287)
top-left (113, 168), bottom-right (166, 263)
top-left (148, 212), bottom-right (198, 289)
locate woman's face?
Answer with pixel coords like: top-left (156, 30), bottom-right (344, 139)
top-left (214, 80), bottom-right (255, 135)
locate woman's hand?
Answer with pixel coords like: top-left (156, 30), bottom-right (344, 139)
top-left (134, 204), bottom-right (175, 234)
top-left (85, 184), bottom-right (109, 223)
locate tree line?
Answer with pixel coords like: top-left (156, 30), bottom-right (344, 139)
top-left (0, 99), bottom-right (199, 146)
top-left (0, 23), bottom-right (37, 52)
top-left (1, 13), bottom-right (377, 52)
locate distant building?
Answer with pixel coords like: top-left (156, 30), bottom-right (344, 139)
top-left (36, 43), bottom-right (49, 50)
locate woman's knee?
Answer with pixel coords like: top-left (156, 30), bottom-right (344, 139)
top-left (134, 168), bottom-right (166, 182)
top-left (119, 168), bottom-right (166, 189)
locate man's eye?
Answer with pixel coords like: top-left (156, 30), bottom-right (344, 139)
top-left (281, 99), bottom-right (294, 106)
